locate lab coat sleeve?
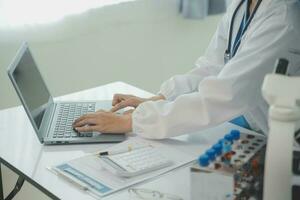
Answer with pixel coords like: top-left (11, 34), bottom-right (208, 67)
top-left (159, 12), bottom-right (229, 101)
top-left (132, 11), bottom-right (295, 139)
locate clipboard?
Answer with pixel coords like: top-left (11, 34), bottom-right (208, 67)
top-left (50, 137), bottom-right (196, 197)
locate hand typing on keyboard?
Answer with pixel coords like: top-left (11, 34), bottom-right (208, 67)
top-left (54, 103), bottom-right (95, 138)
top-left (72, 110), bottom-right (131, 134)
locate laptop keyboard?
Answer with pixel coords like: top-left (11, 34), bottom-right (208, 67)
top-left (53, 103), bottom-right (96, 138)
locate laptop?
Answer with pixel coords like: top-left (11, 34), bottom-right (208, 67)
top-left (7, 42), bottom-right (126, 145)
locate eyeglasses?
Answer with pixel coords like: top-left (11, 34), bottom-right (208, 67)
top-left (128, 188), bottom-right (183, 200)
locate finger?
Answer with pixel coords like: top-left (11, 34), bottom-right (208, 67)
top-left (124, 109), bottom-right (134, 115)
top-left (112, 94), bottom-right (124, 106)
top-left (112, 94), bottom-right (133, 106)
top-left (73, 113), bottom-right (96, 125)
top-left (73, 118), bottom-right (97, 127)
top-left (73, 115), bottom-right (87, 125)
top-left (110, 105), bottom-right (119, 113)
top-left (112, 98), bottom-right (137, 112)
top-left (110, 101), bottom-right (128, 112)
top-left (75, 125), bottom-right (98, 132)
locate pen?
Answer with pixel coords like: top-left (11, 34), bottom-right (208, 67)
top-left (99, 144), bottom-right (151, 156)
top-left (56, 170), bottom-right (89, 191)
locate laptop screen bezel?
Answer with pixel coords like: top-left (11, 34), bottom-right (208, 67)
top-left (7, 42), bottom-right (54, 143)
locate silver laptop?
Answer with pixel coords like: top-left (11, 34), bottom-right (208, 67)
top-left (7, 42), bottom-right (126, 145)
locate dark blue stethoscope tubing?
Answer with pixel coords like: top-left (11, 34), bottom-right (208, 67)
top-left (226, 0), bottom-right (263, 59)
top-left (226, 0), bottom-right (246, 57)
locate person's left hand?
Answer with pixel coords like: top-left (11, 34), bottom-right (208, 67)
top-left (72, 110), bottom-right (132, 133)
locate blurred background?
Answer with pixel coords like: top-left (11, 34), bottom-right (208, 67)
top-left (0, 0), bottom-right (223, 109)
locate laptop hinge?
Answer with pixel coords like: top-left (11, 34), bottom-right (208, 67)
top-left (40, 102), bottom-right (56, 141)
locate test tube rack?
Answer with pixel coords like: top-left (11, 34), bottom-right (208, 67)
top-left (190, 130), bottom-right (266, 200)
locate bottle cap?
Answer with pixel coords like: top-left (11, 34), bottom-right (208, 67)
top-left (206, 149), bottom-right (216, 161)
top-left (230, 129), bottom-right (241, 140)
top-left (218, 139), bottom-right (225, 147)
top-left (224, 133), bottom-right (234, 142)
top-left (212, 143), bottom-right (222, 155)
top-left (198, 154), bottom-right (210, 167)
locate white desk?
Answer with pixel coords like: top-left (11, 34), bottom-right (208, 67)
top-left (0, 82), bottom-right (244, 200)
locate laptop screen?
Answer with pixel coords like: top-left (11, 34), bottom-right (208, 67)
top-left (11, 47), bottom-right (52, 130)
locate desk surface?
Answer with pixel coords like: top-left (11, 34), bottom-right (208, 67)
top-left (0, 82), bottom-right (245, 200)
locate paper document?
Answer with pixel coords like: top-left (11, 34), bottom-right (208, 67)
top-left (51, 137), bottom-right (196, 197)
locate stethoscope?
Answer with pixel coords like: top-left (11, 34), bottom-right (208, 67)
top-left (224, 0), bottom-right (262, 64)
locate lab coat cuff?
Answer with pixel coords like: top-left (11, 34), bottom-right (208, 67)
top-left (158, 82), bottom-right (177, 101)
top-left (131, 103), bottom-right (162, 139)
top-left (132, 105), bottom-right (146, 137)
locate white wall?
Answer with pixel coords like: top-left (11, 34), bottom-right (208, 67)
top-left (0, 0), bottom-right (222, 109)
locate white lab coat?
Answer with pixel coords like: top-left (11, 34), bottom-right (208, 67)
top-left (132, 0), bottom-right (300, 139)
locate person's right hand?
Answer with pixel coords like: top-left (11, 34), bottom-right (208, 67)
top-left (110, 94), bottom-right (147, 112)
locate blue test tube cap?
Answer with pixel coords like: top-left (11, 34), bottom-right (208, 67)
top-left (205, 149), bottom-right (216, 161)
top-left (198, 154), bottom-right (210, 167)
top-left (212, 143), bottom-right (222, 155)
top-left (230, 129), bottom-right (241, 140)
top-left (224, 133), bottom-right (234, 142)
top-left (218, 139), bottom-right (225, 147)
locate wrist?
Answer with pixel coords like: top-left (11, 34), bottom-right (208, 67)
top-left (121, 113), bottom-right (132, 132)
